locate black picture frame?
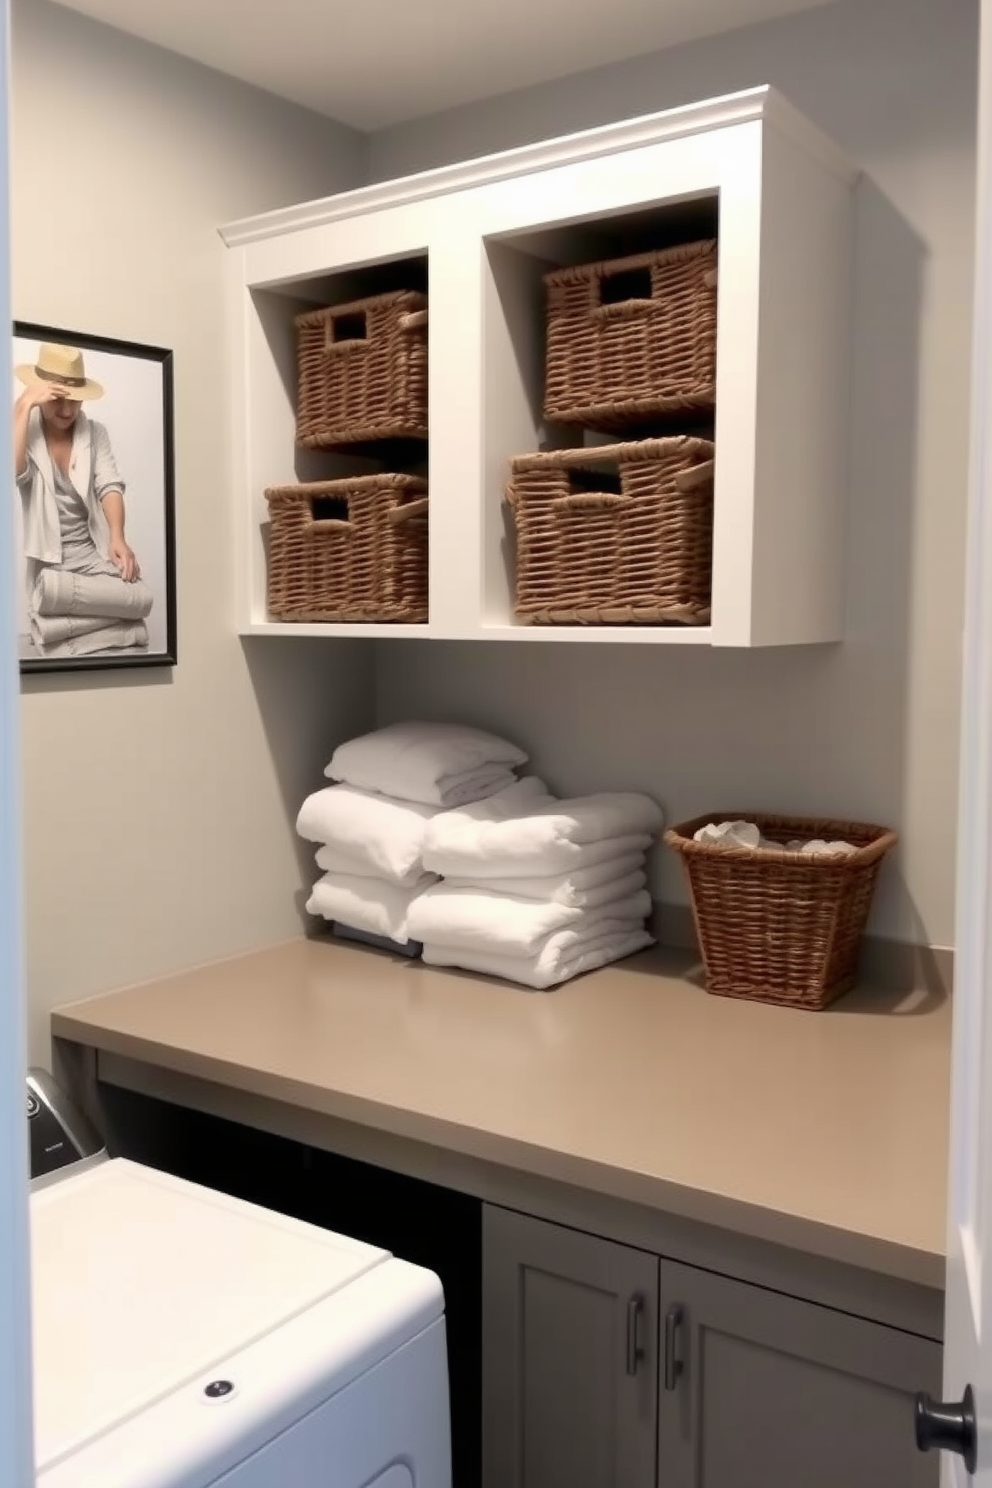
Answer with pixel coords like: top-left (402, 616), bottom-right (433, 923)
top-left (13, 320), bottom-right (176, 673)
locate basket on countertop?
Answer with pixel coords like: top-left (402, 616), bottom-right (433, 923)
top-left (506, 436), bottom-right (714, 625)
top-left (295, 290), bottom-right (428, 448)
top-left (265, 474), bottom-right (428, 623)
top-left (544, 241), bottom-right (718, 429)
top-left (664, 814), bottom-right (898, 1010)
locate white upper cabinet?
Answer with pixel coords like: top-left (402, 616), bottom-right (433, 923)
top-left (222, 86), bottom-right (857, 647)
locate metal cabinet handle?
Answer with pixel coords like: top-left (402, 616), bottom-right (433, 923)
top-left (664, 1304), bottom-right (684, 1391)
top-left (626, 1294), bottom-right (645, 1376)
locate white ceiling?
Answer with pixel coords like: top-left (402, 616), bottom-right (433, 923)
top-left (50, 0), bottom-right (830, 130)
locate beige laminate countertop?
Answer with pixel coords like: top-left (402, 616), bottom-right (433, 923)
top-left (51, 939), bottom-right (951, 1289)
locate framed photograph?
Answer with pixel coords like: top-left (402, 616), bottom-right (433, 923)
top-left (12, 321), bottom-right (176, 673)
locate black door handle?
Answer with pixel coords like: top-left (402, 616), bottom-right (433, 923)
top-left (664, 1304), bottom-right (683, 1391)
top-left (915, 1385), bottom-right (977, 1473)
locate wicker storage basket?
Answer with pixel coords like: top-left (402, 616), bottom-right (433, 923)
top-left (544, 241), bottom-right (717, 429)
top-left (506, 437), bottom-right (714, 625)
top-left (265, 474), bottom-right (428, 623)
top-left (295, 290), bottom-right (428, 448)
top-left (665, 814), bottom-right (899, 1010)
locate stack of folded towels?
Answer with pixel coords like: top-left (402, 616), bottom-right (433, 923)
top-left (296, 721), bottom-right (529, 953)
top-left (408, 775), bottom-right (663, 989)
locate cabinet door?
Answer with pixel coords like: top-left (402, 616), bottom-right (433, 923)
top-left (657, 1258), bottom-right (942, 1488)
top-left (483, 1205), bottom-right (658, 1488)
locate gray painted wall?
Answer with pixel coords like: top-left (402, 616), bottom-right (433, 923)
top-left (369, 0), bottom-right (977, 948)
top-left (14, 0), bottom-right (975, 1062)
top-left (13, 0), bottom-right (374, 1062)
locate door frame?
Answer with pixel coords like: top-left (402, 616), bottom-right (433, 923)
top-left (0, 0), bottom-right (35, 1479)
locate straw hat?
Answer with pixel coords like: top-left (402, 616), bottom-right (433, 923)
top-left (15, 343), bottom-right (103, 401)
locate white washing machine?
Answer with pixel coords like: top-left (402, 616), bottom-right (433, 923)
top-left (28, 1077), bottom-right (452, 1488)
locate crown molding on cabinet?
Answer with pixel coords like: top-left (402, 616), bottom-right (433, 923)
top-left (219, 86), bottom-right (857, 248)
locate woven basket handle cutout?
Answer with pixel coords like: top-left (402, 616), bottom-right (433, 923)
top-left (389, 496), bottom-right (429, 525)
top-left (592, 262), bottom-right (655, 321)
top-left (323, 308), bottom-right (370, 354)
top-left (675, 460), bottom-right (715, 492)
top-left (702, 268), bottom-right (718, 290)
top-left (308, 489), bottom-right (352, 533)
top-left (398, 309), bottom-right (428, 333)
top-left (552, 492), bottom-right (628, 512)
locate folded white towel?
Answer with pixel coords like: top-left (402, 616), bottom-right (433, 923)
top-left (445, 862), bottom-right (647, 909)
top-left (405, 763), bottom-right (518, 808)
top-left (423, 782), bottom-right (662, 878)
top-left (296, 785), bottom-right (438, 884)
top-left (306, 872), bottom-right (425, 943)
top-left (314, 844), bottom-right (438, 893)
top-left (422, 926), bottom-right (655, 990)
top-left (407, 884), bottom-right (652, 959)
top-left (326, 720), bottom-right (528, 807)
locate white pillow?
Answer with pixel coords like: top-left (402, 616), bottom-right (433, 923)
top-left (326, 721), bottom-right (528, 806)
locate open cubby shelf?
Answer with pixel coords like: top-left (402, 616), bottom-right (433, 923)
top-left (224, 86), bottom-right (856, 647)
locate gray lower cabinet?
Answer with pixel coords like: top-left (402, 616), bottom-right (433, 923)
top-left (482, 1205), bottom-right (943, 1488)
top-left (483, 1205), bottom-right (659, 1488)
top-left (656, 1257), bottom-right (942, 1488)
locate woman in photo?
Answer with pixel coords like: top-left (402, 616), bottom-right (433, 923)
top-left (13, 342), bottom-right (152, 659)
